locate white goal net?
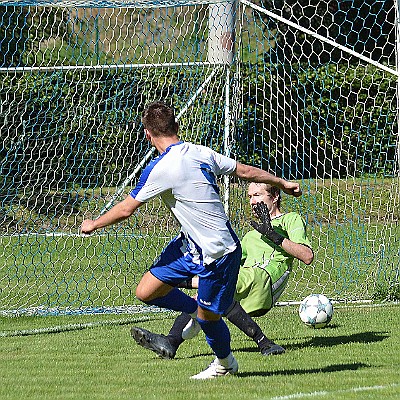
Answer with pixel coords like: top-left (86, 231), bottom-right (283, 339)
top-left (0, 0), bottom-right (398, 315)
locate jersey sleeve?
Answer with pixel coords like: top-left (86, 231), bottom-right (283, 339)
top-left (240, 232), bottom-right (249, 265)
top-left (206, 147), bottom-right (237, 176)
top-left (130, 159), bottom-right (168, 203)
top-left (283, 213), bottom-right (312, 248)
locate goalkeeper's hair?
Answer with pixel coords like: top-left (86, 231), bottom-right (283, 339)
top-left (142, 101), bottom-right (179, 137)
top-left (267, 184), bottom-right (281, 208)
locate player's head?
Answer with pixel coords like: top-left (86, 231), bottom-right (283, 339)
top-left (142, 101), bottom-right (179, 138)
top-left (248, 182), bottom-right (281, 211)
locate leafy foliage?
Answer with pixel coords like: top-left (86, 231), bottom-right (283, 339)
top-left (236, 61), bottom-right (397, 179)
top-left (261, 0), bottom-right (395, 65)
top-left (0, 6), bottom-right (68, 67)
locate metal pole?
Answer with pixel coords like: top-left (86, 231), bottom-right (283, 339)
top-left (396, 0), bottom-right (400, 178)
top-left (95, 10), bottom-right (100, 63)
top-left (208, 1), bottom-right (236, 214)
top-left (223, 66), bottom-right (231, 215)
top-left (208, 1), bottom-right (235, 65)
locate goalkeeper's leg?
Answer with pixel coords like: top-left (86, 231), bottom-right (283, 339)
top-left (224, 300), bottom-right (285, 356)
top-left (131, 302), bottom-right (285, 357)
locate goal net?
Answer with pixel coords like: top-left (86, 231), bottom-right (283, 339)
top-left (0, 0), bottom-right (398, 316)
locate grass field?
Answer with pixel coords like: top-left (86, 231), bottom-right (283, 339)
top-left (1, 302), bottom-right (399, 400)
top-left (1, 178), bottom-right (398, 398)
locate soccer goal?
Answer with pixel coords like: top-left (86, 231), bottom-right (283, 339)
top-left (0, 0), bottom-right (398, 316)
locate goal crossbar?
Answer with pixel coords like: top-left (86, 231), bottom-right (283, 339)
top-left (241, 0), bottom-right (399, 77)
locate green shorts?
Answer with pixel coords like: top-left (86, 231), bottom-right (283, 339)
top-left (234, 266), bottom-right (273, 317)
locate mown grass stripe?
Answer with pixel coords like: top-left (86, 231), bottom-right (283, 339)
top-left (0, 317), bottom-right (152, 337)
top-left (270, 383), bottom-right (400, 400)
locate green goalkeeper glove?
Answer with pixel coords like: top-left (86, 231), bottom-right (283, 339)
top-left (250, 201), bottom-right (285, 246)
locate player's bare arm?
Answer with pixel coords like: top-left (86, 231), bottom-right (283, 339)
top-left (280, 240), bottom-right (314, 265)
top-left (233, 162), bottom-right (302, 197)
top-left (81, 196), bottom-right (142, 234)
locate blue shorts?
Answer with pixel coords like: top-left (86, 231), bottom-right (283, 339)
top-left (150, 234), bottom-right (241, 314)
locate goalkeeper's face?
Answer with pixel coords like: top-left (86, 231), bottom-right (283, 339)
top-left (248, 183), bottom-right (278, 216)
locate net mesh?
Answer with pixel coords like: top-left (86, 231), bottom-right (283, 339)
top-left (0, 0), bottom-right (399, 315)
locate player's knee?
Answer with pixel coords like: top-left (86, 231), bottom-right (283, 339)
top-left (135, 285), bottom-right (152, 303)
top-left (197, 307), bottom-right (221, 321)
top-left (248, 309), bottom-right (269, 317)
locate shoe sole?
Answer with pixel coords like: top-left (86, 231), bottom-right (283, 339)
top-left (191, 367), bottom-right (238, 379)
top-left (182, 319), bottom-right (201, 340)
top-left (190, 370), bottom-right (236, 379)
top-left (131, 327), bottom-right (175, 359)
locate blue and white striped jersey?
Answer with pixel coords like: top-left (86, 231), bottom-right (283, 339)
top-left (130, 141), bottom-right (239, 264)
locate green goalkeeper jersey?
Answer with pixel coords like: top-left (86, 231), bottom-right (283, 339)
top-left (240, 212), bottom-right (311, 285)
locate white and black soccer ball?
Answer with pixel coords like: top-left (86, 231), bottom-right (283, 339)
top-left (298, 294), bottom-right (333, 328)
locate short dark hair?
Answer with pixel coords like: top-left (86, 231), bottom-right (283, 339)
top-left (141, 101), bottom-right (179, 137)
top-left (266, 184), bottom-right (282, 209)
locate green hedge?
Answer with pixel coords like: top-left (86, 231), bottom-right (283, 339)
top-left (236, 61), bottom-right (397, 179)
top-left (0, 61), bottom-right (397, 201)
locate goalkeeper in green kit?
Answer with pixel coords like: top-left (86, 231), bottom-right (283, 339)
top-left (131, 182), bottom-right (314, 358)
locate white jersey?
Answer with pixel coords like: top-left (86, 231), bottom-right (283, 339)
top-left (131, 141), bottom-right (239, 264)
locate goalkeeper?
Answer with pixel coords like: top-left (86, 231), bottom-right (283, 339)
top-left (131, 182), bottom-right (314, 358)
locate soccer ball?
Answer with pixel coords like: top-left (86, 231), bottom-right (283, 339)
top-left (298, 294), bottom-right (333, 328)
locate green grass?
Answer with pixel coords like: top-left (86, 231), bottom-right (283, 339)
top-left (0, 303), bottom-right (399, 400)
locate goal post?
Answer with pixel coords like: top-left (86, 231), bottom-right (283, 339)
top-left (0, 0), bottom-right (398, 317)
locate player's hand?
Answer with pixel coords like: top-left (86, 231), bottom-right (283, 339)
top-left (281, 181), bottom-right (302, 197)
top-left (250, 201), bottom-right (272, 235)
top-left (250, 202), bottom-right (284, 246)
top-left (81, 219), bottom-right (97, 235)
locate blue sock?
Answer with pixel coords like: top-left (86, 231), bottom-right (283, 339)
top-left (197, 317), bottom-right (231, 359)
top-left (146, 288), bottom-right (197, 314)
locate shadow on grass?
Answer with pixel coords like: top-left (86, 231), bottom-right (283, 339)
top-left (233, 331), bottom-right (389, 354)
top-left (287, 331), bottom-right (390, 350)
top-left (237, 362), bottom-right (371, 378)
